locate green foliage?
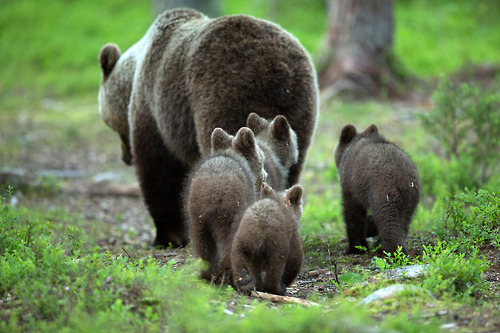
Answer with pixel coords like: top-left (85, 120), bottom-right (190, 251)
top-left (434, 189), bottom-right (500, 251)
top-left (3, 0), bottom-right (500, 100)
top-left (420, 241), bottom-right (489, 302)
top-left (395, 0), bottom-right (500, 76)
top-left (338, 272), bottom-right (364, 287)
top-left (413, 152), bottom-right (472, 198)
top-left (0, 0), bottom-right (151, 98)
top-left (419, 78), bottom-right (500, 188)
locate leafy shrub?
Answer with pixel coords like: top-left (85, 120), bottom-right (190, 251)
top-left (413, 152), bottom-right (474, 198)
top-left (434, 189), bottom-right (499, 251)
top-left (419, 78), bottom-right (500, 189)
top-left (420, 241), bottom-right (489, 302)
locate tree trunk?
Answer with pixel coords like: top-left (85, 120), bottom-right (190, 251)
top-left (318, 0), bottom-right (402, 99)
top-left (152, 0), bottom-right (221, 18)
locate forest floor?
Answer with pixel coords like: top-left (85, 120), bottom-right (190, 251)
top-left (1, 69), bottom-right (499, 331)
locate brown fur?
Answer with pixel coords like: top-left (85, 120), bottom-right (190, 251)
top-left (98, 9), bottom-right (318, 247)
top-left (231, 183), bottom-right (303, 295)
top-left (246, 113), bottom-right (298, 191)
top-left (334, 124), bottom-right (421, 255)
top-left (185, 127), bottom-right (264, 281)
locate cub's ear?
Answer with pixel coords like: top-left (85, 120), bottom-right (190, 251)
top-left (362, 124), bottom-right (379, 135)
top-left (260, 182), bottom-right (274, 198)
top-left (99, 43), bottom-right (121, 80)
top-left (270, 115), bottom-right (291, 141)
top-left (246, 113), bottom-right (268, 135)
top-left (211, 128), bottom-right (233, 152)
top-left (339, 124), bottom-right (357, 144)
top-left (286, 185), bottom-right (303, 207)
top-left (233, 127), bottom-right (258, 159)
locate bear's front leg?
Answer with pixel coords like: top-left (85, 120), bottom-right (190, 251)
top-left (132, 110), bottom-right (189, 248)
top-left (281, 234), bottom-right (303, 287)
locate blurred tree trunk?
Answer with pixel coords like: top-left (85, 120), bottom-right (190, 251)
top-left (153, 0), bottom-right (221, 18)
top-left (318, 0), bottom-right (404, 99)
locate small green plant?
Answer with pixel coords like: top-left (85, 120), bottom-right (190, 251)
top-left (354, 243), bottom-right (382, 255)
top-left (419, 78), bottom-right (500, 188)
top-left (371, 247), bottom-right (410, 270)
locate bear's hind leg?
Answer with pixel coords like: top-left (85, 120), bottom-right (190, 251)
top-left (342, 194), bottom-right (369, 254)
top-left (261, 253), bottom-right (287, 295)
top-left (374, 213), bottom-right (408, 255)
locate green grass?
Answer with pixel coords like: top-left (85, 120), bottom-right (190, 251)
top-left (0, 0), bottom-right (151, 98)
top-left (395, 0), bottom-right (500, 76)
top-left (1, 191), bottom-right (447, 332)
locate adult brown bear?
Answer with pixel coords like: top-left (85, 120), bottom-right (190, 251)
top-left (98, 8), bottom-right (318, 247)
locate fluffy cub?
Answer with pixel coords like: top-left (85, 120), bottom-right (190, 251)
top-left (185, 127), bottom-right (265, 281)
top-left (334, 124), bottom-right (421, 255)
top-left (246, 113), bottom-right (298, 191)
top-left (231, 182), bottom-right (303, 295)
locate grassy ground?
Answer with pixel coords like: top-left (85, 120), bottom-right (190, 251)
top-left (1, 0), bottom-right (500, 332)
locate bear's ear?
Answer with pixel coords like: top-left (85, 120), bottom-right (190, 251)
top-left (233, 127), bottom-right (258, 159)
top-left (260, 182), bottom-right (274, 198)
top-left (246, 113), bottom-right (268, 135)
top-left (211, 128), bottom-right (233, 152)
top-left (99, 43), bottom-right (121, 80)
top-left (362, 124), bottom-right (379, 135)
top-left (270, 115), bottom-right (291, 141)
top-left (339, 124), bottom-right (357, 144)
top-left (286, 185), bottom-right (303, 207)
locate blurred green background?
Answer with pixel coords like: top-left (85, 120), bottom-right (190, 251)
top-left (1, 0), bottom-right (500, 101)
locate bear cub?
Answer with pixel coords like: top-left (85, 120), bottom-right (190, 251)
top-left (247, 113), bottom-right (299, 192)
top-left (185, 127), bottom-right (266, 282)
top-left (334, 124), bottom-right (421, 255)
top-left (231, 182), bottom-right (304, 295)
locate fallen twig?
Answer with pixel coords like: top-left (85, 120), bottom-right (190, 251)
top-left (307, 268), bottom-right (330, 277)
top-left (250, 291), bottom-right (320, 307)
top-left (333, 262), bottom-right (340, 286)
top-left (121, 247), bottom-right (133, 261)
top-left (62, 183), bottom-right (141, 198)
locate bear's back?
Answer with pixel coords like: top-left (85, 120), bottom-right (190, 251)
top-left (186, 153), bottom-right (257, 217)
top-left (341, 136), bottom-right (420, 197)
top-left (187, 14), bottom-right (312, 109)
top-left (240, 197), bottom-right (295, 246)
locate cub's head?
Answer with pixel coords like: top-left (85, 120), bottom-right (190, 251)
top-left (98, 43), bottom-right (134, 165)
top-left (261, 182), bottom-right (303, 220)
top-left (334, 124), bottom-right (378, 168)
top-left (211, 127), bottom-right (267, 186)
top-left (247, 113), bottom-right (299, 170)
